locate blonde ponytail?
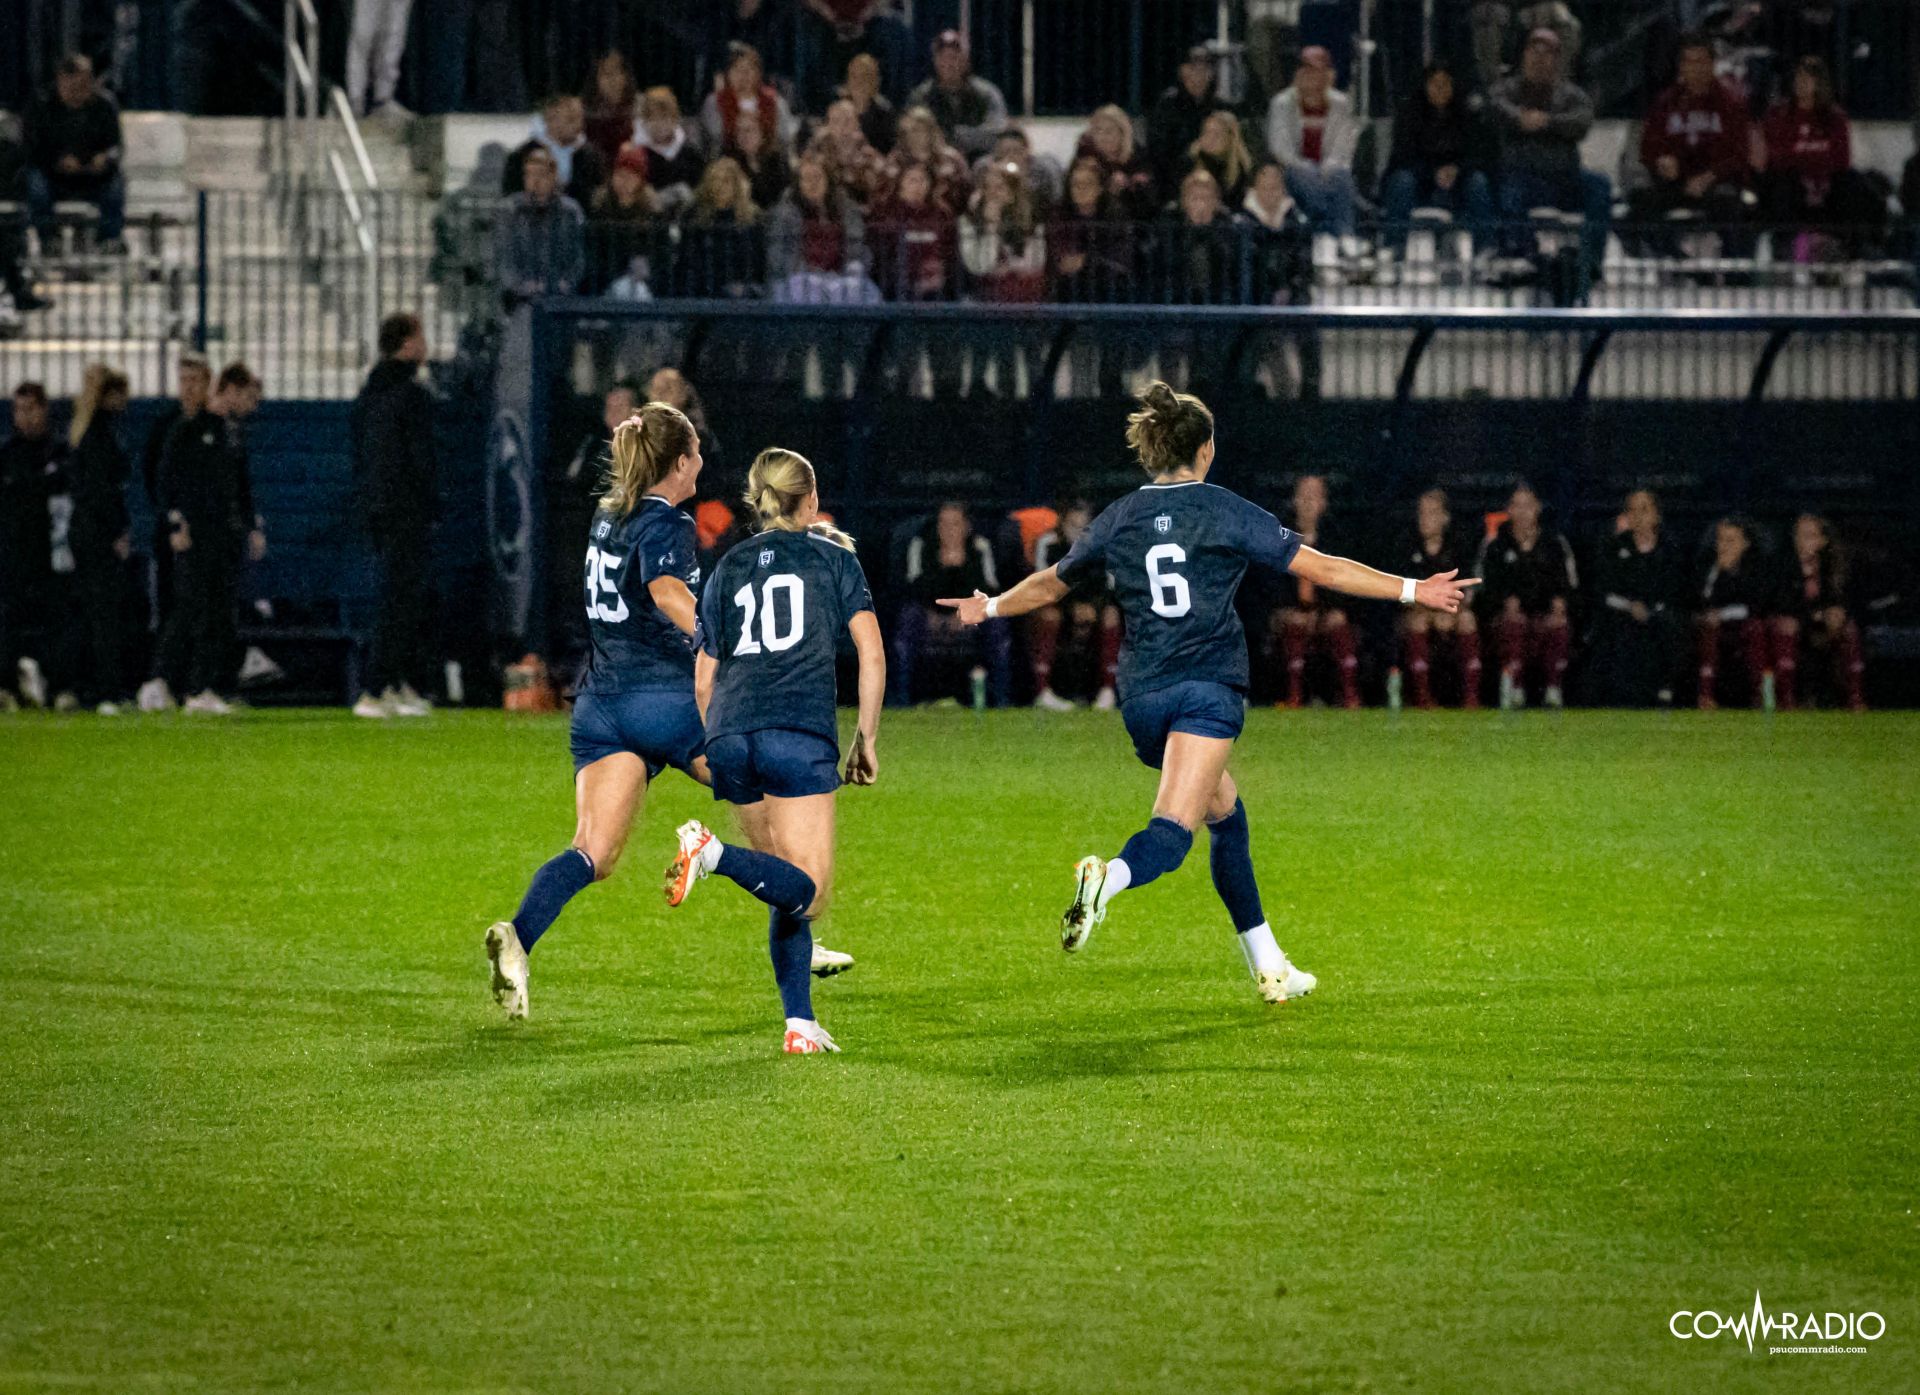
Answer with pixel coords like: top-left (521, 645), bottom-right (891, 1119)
top-left (1124, 379), bottom-right (1214, 477)
top-left (601, 402), bottom-right (695, 516)
top-left (809, 519), bottom-right (857, 551)
top-left (745, 447), bottom-right (818, 531)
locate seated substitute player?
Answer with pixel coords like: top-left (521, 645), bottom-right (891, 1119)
top-left (1270, 473), bottom-right (1360, 709)
top-left (1397, 487), bottom-right (1483, 708)
top-left (1030, 498), bottom-right (1121, 711)
top-left (1773, 512), bottom-right (1865, 712)
top-left (939, 383), bottom-right (1477, 1003)
top-left (1695, 517), bottom-right (1774, 710)
top-left (483, 408), bottom-right (855, 1021)
top-left (664, 448), bottom-right (886, 1055)
top-left (1474, 481), bottom-right (1577, 708)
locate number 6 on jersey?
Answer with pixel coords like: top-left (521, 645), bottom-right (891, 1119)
top-left (1145, 543), bottom-right (1191, 618)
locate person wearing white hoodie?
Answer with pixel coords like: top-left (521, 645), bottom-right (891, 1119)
top-left (1263, 46), bottom-right (1359, 240)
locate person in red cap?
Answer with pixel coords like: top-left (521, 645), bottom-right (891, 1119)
top-left (906, 28), bottom-right (1007, 160)
top-left (1264, 46), bottom-right (1360, 239)
top-left (1628, 32), bottom-right (1752, 255)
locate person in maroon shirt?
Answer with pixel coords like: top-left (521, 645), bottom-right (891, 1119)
top-left (1754, 56), bottom-right (1887, 254)
top-left (583, 51), bottom-right (640, 167)
top-left (1772, 513), bottom-right (1865, 712)
top-left (1628, 35), bottom-right (1752, 255)
top-left (867, 161), bottom-right (956, 299)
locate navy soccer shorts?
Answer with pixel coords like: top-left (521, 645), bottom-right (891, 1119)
top-left (705, 728), bottom-right (842, 805)
top-left (1120, 680), bottom-right (1246, 770)
top-left (569, 690), bottom-right (706, 779)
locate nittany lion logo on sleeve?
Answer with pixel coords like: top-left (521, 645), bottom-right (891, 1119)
top-left (1155, 514), bottom-right (1172, 534)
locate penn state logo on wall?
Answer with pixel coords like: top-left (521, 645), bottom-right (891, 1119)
top-left (486, 407), bottom-right (534, 640)
top-left (1155, 515), bottom-right (1172, 534)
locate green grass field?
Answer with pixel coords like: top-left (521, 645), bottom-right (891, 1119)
top-left (3, 709), bottom-right (1916, 1393)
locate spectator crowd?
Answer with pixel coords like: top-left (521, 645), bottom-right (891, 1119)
top-left (479, 13), bottom-right (1920, 313)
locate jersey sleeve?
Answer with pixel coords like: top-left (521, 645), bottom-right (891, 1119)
top-left (1240, 501), bottom-right (1303, 575)
top-left (638, 511), bottom-right (697, 586)
top-left (837, 549), bottom-right (875, 623)
top-left (1053, 505), bottom-right (1113, 591)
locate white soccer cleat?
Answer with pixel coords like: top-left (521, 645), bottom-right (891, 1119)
top-left (782, 1020), bottom-right (840, 1054)
top-left (1034, 687), bottom-right (1075, 712)
top-left (1061, 854), bottom-right (1112, 953)
top-left (95, 701), bottom-right (121, 717)
top-left (1092, 685), bottom-right (1117, 711)
top-left (1543, 684), bottom-right (1564, 709)
top-left (1255, 961), bottom-right (1318, 1005)
top-left (810, 943), bottom-right (855, 977)
top-left (136, 677), bottom-right (176, 712)
top-left (390, 684), bottom-right (432, 717)
top-left (484, 920), bottom-right (529, 1020)
top-left (182, 690), bottom-right (233, 715)
top-left (664, 820), bottom-right (715, 907)
top-left (352, 692), bottom-right (392, 719)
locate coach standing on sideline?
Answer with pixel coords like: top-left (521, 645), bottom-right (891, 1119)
top-left (350, 313), bottom-right (437, 719)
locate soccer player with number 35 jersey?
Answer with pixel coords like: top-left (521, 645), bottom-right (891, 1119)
top-left (941, 383), bottom-right (1478, 1004)
top-left (482, 407), bottom-right (856, 1025)
top-left (664, 448), bottom-right (886, 1055)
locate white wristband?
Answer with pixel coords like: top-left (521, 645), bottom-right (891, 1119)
top-left (983, 594), bottom-right (1001, 619)
top-left (1399, 576), bottom-right (1417, 606)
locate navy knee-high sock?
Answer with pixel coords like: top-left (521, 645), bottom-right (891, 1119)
top-left (768, 907), bottom-right (815, 1020)
top-left (512, 847), bottom-right (595, 952)
top-left (1207, 800), bottom-right (1265, 932)
top-left (715, 843), bottom-right (817, 918)
top-left (1114, 816), bottom-right (1193, 891)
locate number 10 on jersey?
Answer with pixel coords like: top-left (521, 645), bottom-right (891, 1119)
top-left (734, 575), bottom-right (805, 654)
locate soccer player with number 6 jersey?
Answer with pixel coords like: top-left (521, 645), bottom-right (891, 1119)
top-left (941, 383), bottom-right (1478, 1003)
top-left (664, 448), bottom-right (886, 1055)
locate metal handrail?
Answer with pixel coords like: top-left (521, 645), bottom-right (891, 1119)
top-left (329, 86), bottom-right (379, 193)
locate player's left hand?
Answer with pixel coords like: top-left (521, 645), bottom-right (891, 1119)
top-left (1415, 569), bottom-right (1480, 614)
top-left (247, 528), bottom-right (267, 563)
top-left (936, 590), bottom-right (990, 627)
top-left (845, 730), bottom-right (878, 786)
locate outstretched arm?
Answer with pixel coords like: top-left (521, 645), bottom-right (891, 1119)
top-left (694, 649), bottom-right (717, 724)
top-left (938, 565), bottom-right (1070, 626)
top-left (1289, 546), bottom-right (1480, 613)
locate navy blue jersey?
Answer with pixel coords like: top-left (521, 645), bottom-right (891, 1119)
top-left (578, 495), bottom-right (701, 694)
top-left (1055, 480), bottom-right (1302, 701)
top-left (699, 528), bottom-right (875, 746)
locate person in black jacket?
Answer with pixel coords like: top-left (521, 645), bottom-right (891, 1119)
top-left (147, 362), bottom-right (263, 714)
top-left (140, 353), bottom-right (211, 638)
top-left (1146, 47), bottom-right (1233, 195)
top-left (351, 313), bottom-right (437, 718)
top-left (1475, 480), bottom-right (1578, 707)
top-left (22, 55), bottom-right (126, 247)
top-left (1381, 60), bottom-right (1494, 255)
top-left (0, 381), bottom-right (65, 707)
top-left (1587, 489), bottom-right (1687, 707)
top-left (61, 365), bottom-right (134, 711)
top-left (1694, 517), bottom-right (1774, 710)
